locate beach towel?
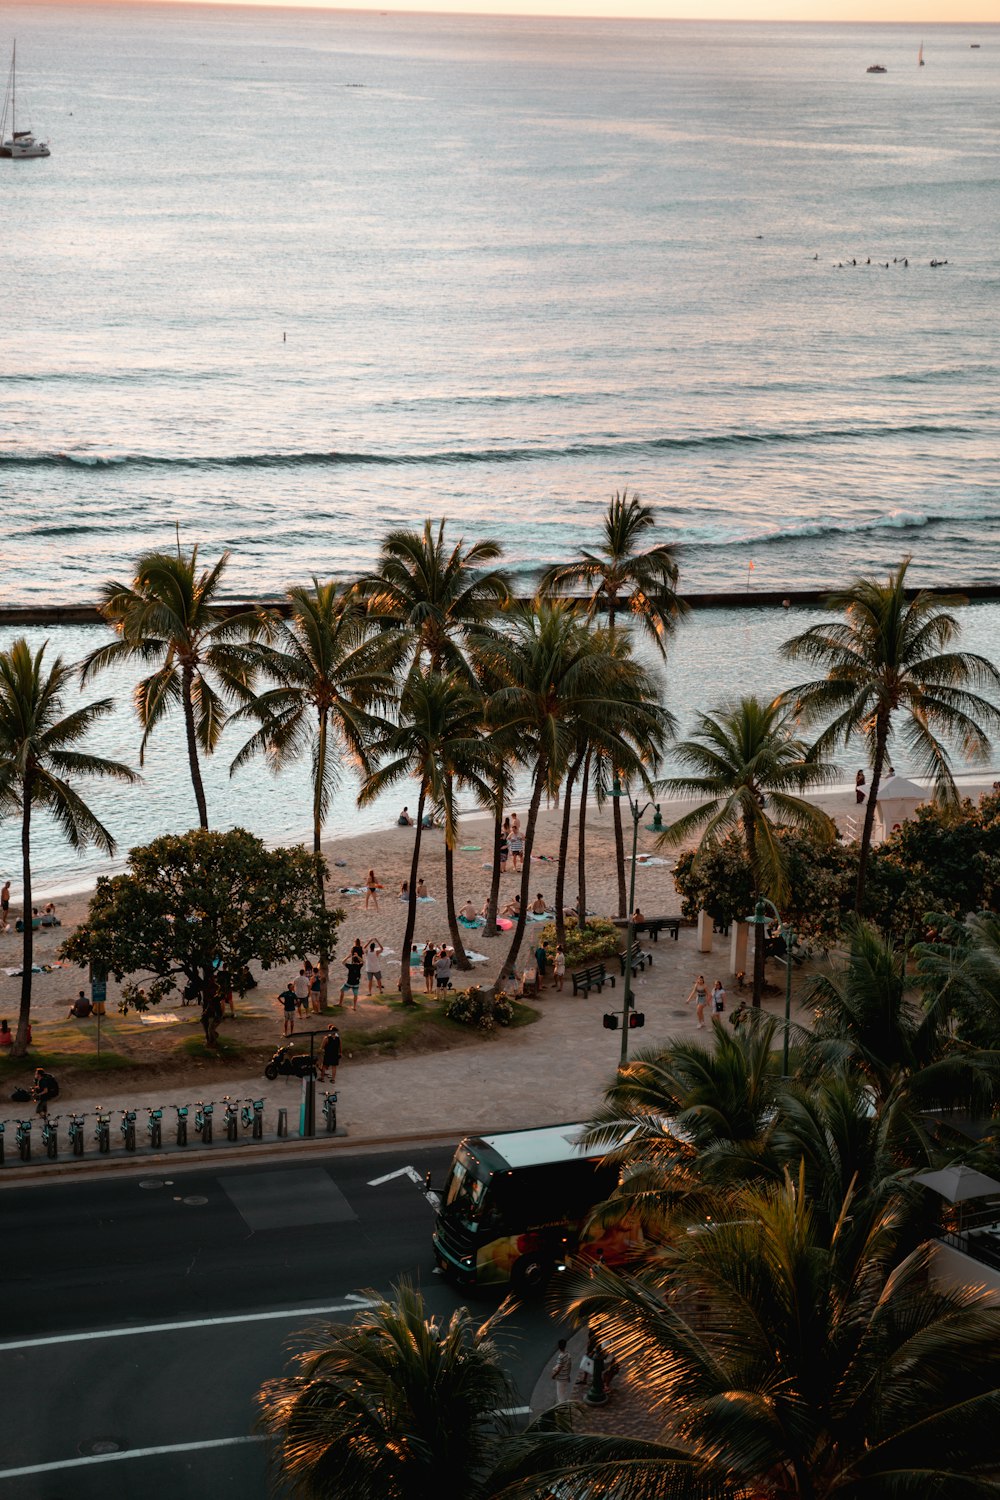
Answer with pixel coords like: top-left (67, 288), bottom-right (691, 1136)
top-left (334, 859), bottom-right (347, 867)
top-left (338, 886), bottom-right (366, 895)
top-left (460, 845), bottom-right (482, 852)
top-left (630, 855), bottom-right (670, 866)
top-left (416, 895), bottom-right (437, 904)
top-left (458, 915), bottom-right (485, 929)
top-left (465, 950), bottom-right (489, 963)
top-left (528, 911), bottom-right (555, 922)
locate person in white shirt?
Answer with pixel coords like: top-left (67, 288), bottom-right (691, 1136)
top-left (364, 939), bottom-right (384, 995)
top-left (292, 969), bottom-right (311, 1017)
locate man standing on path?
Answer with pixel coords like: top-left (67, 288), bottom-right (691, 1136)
top-left (293, 968), bottom-right (311, 1019)
top-left (279, 982), bottom-right (298, 1036)
top-left (340, 951), bottom-right (363, 1010)
top-left (534, 939), bottom-right (549, 991)
top-left (319, 1024), bottom-right (341, 1083)
top-left (551, 1339), bottom-right (572, 1405)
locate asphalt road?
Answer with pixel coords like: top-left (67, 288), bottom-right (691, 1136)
top-left (0, 1144), bottom-right (562, 1499)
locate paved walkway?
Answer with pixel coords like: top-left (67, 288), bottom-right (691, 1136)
top-left (2, 926), bottom-right (812, 1169)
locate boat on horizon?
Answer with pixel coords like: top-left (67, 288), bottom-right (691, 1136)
top-left (0, 41), bottom-right (50, 159)
top-left (866, 63), bottom-right (888, 74)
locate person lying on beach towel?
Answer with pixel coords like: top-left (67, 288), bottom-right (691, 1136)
top-left (338, 886), bottom-right (366, 896)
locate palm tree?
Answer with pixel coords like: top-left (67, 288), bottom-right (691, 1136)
top-left (497, 1175), bottom-right (1000, 1500)
top-left (918, 910), bottom-right (1000, 1050)
top-left (543, 490), bottom-right (685, 916)
top-left (656, 694), bottom-right (838, 1005)
top-left (0, 640), bottom-right (139, 1054)
top-left (782, 557), bottom-right (1000, 908)
top-left (359, 670), bottom-right (487, 1003)
top-left (476, 604), bottom-right (663, 982)
top-left (358, 518), bottom-right (509, 676)
top-left (82, 543), bottom-right (259, 828)
top-left (257, 1280), bottom-right (520, 1500)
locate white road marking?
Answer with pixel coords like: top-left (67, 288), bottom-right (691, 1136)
top-left (0, 1299), bottom-right (379, 1354)
top-left (367, 1163), bottom-right (440, 1209)
top-left (0, 1434), bottom-right (267, 1481)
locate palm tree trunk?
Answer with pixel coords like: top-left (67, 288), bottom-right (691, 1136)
top-left (13, 782), bottom-right (33, 1057)
top-left (182, 663), bottom-right (209, 829)
top-left (745, 817), bottom-right (766, 1009)
top-left (444, 833), bottom-right (470, 970)
top-left (315, 707), bottom-right (330, 1008)
top-left (555, 751), bottom-right (583, 946)
top-left (612, 788), bottom-right (628, 918)
top-left (577, 747), bottom-right (592, 932)
top-left (398, 787), bottom-right (426, 1005)
top-left (856, 718), bottom-right (889, 910)
top-left (499, 761), bottom-right (546, 979)
top-left (483, 802), bottom-right (503, 938)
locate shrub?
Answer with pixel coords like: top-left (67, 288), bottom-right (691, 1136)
top-left (442, 985), bottom-right (514, 1032)
top-left (537, 917), bottom-right (620, 966)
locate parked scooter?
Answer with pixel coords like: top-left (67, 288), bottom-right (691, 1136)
top-left (263, 1045), bottom-right (315, 1081)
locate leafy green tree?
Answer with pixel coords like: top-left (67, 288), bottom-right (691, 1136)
top-left (359, 671), bottom-right (486, 1003)
top-left (358, 518), bottom-right (509, 676)
top-left (657, 695), bottom-right (837, 1005)
top-left (543, 490), bottom-right (685, 915)
top-left (502, 1174), bottom-right (1000, 1500)
top-left (0, 639), bottom-right (138, 1055)
top-left (782, 557), bottom-right (1000, 908)
top-left (866, 791), bottom-right (1000, 942)
top-left (82, 543), bottom-right (259, 828)
top-left (257, 1280), bottom-right (521, 1500)
top-left (62, 828), bottom-right (339, 1045)
top-left (918, 910), bottom-right (1000, 1050)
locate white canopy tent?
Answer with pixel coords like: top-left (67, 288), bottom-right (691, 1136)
top-left (875, 774), bottom-right (927, 837)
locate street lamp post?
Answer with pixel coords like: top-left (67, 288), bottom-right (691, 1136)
top-left (745, 896), bottom-right (795, 1076)
top-left (612, 779), bottom-right (650, 1068)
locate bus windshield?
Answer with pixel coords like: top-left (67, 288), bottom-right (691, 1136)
top-left (442, 1149), bottom-right (490, 1226)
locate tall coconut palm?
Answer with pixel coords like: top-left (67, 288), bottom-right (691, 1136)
top-left (82, 543), bottom-right (259, 828)
top-left (476, 603), bottom-right (663, 982)
top-left (257, 1280), bottom-right (520, 1500)
top-left (543, 490), bottom-right (685, 916)
top-left (359, 670), bottom-right (487, 1003)
top-left (0, 640), bottom-right (139, 1055)
top-left (782, 557), bottom-right (1000, 908)
top-left (496, 1174), bottom-right (1000, 1500)
top-left (358, 518), bottom-right (510, 677)
top-left (656, 694), bottom-right (838, 1006)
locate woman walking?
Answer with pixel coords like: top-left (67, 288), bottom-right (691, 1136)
top-left (687, 973), bottom-right (708, 1028)
top-left (553, 943), bottom-right (566, 992)
top-left (711, 978), bottom-right (726, 1017)
top-left (365, 869), bottom-right (382, 911)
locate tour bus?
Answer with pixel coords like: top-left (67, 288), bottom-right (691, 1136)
top-left (432, 1122), bottom-right (639, 1293)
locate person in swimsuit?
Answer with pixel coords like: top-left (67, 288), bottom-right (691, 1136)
top-left (365, 869), bottom-right (381, 911)
top-left (687, 974), bottom-right (708, 1028)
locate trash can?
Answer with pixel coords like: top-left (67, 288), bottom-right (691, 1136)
top-left (277, 1107), bottom-right (288, 1138)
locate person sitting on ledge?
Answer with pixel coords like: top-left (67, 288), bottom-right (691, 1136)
top-left (630, 907), bottom-right (645, 925)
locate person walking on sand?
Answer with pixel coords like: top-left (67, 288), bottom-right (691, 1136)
top-left (499, 817), bottom-right (510, 874)
top-left (687, 974), bottom-right (708, 1028)
top-left (551, 1339), bottom-right (572, 1406)
top-left (509, 823), bottom-right (524, 872)
top-left (856, 769), bottom-right (866, 804)
top-left (365, 869), bottom-right (382, 911)
top-left (364, 938), bottom-right (384, 995)
top-left (318, 1024), bottom-right (341, 1083)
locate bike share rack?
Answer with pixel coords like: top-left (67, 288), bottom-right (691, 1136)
top-left (0, 1085), bottom-right (339, 1167)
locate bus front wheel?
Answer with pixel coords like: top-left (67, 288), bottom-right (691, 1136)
top-left (511, 1253), bottom-right (550, 1297)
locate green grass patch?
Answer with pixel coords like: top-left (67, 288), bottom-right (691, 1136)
top-left (181, 1035), bottom-right (251, 1062)
top-left (0, 1047), bottom-right (132, 1075)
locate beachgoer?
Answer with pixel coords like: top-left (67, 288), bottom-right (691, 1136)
top-left (0, 1019), bottom-right (12, 1048)
top-left (422, 943), bottom-right (437, 995)
top-left (340, 951), bottom-right (363, 1010)
top-left (530, 892), bottom-right (547, 915)
top-left (534, 940), bottom-right (548, 990)
top-left (520, 959), bottom-right (538, 997)
top-left (217, 965), bottom-right (234, 1016)
top-left (630, 906), bottom-right (645, 925)
top-left (293, 968), bottom-right (311, 1017)
top-left (0, 881), bottom-right (9, 929)
top-left (712, 979), bottom-right (726, 1015)
top-left (856, 769), bottom-right (866, 804)
top-left (730, 999), bottom-right (750, 1028)
top-left (510, 812), bottom-right (521, 838)
top-left (32, 1067), bottom-right (59, 1116)
top-left (310, 966), bottom-right (324, 1012)
top-left (460, 898), bottom-right (478, 921)
top-left (416, 877), bottom-right (428, 899)
top-left (687, 974), bottom-right (708, 1028)
top-left (365, 869), bottom-right (381, 911)
top-left (501, 893), bottom-right (521, 918)
top-left (40, 901), bottom-right (60, 927)
top-left (551, 1339), bottom-right (572, 1405)
top-left (553, 943), bottom-right (566, 992)
top-left (319, 1025), bottom-right (341, 1083)
top-left (279, 983), bottom-right (297, 1035)
top-left (399, 880), bottom-right (409, 901)
top-left (365, 939), bottom-right (384, 995)
top-left (509, 826), bottom-right (524, 871)
top-left (434, 948), bottom-right (452, 991)
top-left (500, 817), bottom-right (510, 873)
top-left (67, 990), bottom-right (93, 1020)
top-left (398, 806), bottom-right (413, 827)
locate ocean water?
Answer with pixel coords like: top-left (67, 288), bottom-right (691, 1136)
top-left (1, 6), bottom-right (999, 892)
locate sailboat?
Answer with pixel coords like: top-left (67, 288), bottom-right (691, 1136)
top-left (918, 41), bottom-right (925, 67)
top-left (0, 42), bottom-right (50, 158)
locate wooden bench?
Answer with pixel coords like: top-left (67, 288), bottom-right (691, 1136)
top-left (618, 948), bottom-right (653, 978)
top-left (572, 963), bottom-right (616, 996)
top-left (612, 916), bottom-right (681, 942)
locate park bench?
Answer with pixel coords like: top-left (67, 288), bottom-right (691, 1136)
top-left (571, 963), bottom-right (616, 996)
top-left (617, 948), bottom-right (654, 978)
top-left (612, 915), bottom-right (681, 942)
